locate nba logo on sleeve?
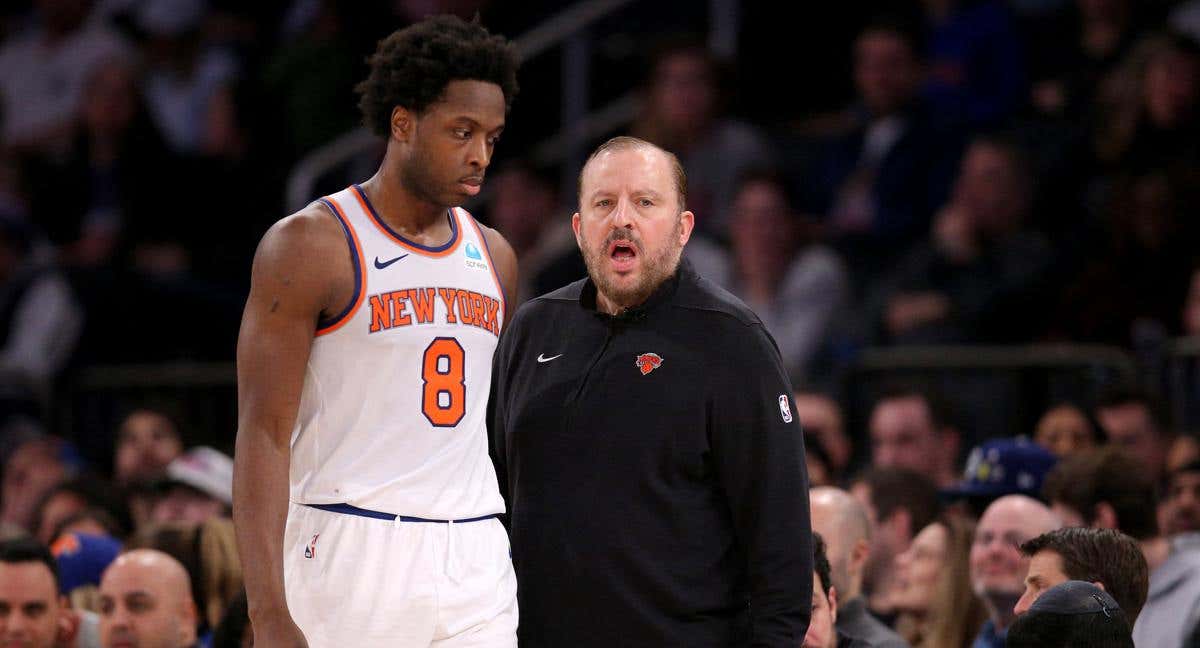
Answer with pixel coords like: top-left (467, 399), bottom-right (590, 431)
top-left (778, 395), bottom-right (793, 423)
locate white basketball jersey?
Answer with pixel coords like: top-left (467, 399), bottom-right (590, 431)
top-left (289, 184), bottom-right (506, 519)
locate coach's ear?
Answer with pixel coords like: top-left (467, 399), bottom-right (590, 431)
top-left (572, 212), bottom-right (582, 247)
top-left (390, 106), bottom-right (413, 142)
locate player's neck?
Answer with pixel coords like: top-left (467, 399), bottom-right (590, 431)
top-left (359, 167), bottom-right (450, 234)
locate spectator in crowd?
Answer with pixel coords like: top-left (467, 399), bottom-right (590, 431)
top-left (1042, 446), bottom-right (1167, 567)
top-left (1033, 402), bottom-right (1097, 458)
top-left (97, 549), bottom-right (200, 648)
top-left (127, 517), bottom-right (241, 635)
top-left (0, 536), bottom-right (77, 648)
top-left (809, 488), bottom-right (908, 648)
top-left (1094, 386), bottom-right (1172, 485)
top-left (891, 515), bottom-right (985, 647)
top-left (1162, 460), bottom-right (1200, 536)
top-left (149, 447), bottom-right (232, 526)
top-left (803, 20), bottom-right (961, 287)
top-left (848, 467), bottom-right (941, 618)
top-left (50, 530), bottom-right (122, 613)
top-left (1, 435), bottom-right (82, 534)
top-left (727, 170), bottom-right (849, 386)
top-left (484, 162), bottom-right (574, 304)
top-left (1027, 0), bottom-right (1143, 117)
top-left (804, 532), bottom-right (869, 648)
top-left (941, 437), bottom-right (1058, 517)
top-left (794, 392), bottom-right (853, 481)
top-left (1056, 168), bottom-right (1196, 346)
top-left (867, 387), bottom-right (961, 488)
top-left (871, 134), bottom-right (1053, 345)
top-left (1092, 32), bottom-right (1200, 174)
top-left (1127, 461), bottom-right (1200, 645)
top-left (0, 213), bottom-right (82, 413)
top-left (261, 0), bottom-right (361, 163)
top-left (0, 0), bottom-right (129, 152)
top-left (21, 56), bottom-right (170, 268)
top-left (1013, 527), bottom-right (1149, 623)
top-left (1006, 581), bottom-right (1134, 648)
top-left (967, 494), bottom-right (1062, 647)
top-left (114, 408), bottom-right (184, 487)
top-left (920, 0), bottom-right (1027, 129)
top-left (136, 0), bottom-right (240, 157)
top-left (631, 39), bottom-right (773, 239)
top-left (31, 476), bottom-right (127, 544)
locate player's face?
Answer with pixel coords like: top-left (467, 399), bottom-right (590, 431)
top-left (574, 147), bottom-right (694, 312)
top-left (0, 562), bottom-right (64, 648)
top-left (404, 80), bottom-right (506, 208)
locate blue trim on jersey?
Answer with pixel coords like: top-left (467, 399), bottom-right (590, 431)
top-left (352, 184), bottom-right (459, 252)
top-left (315, 198), bottom-right (362, 331)
top-left (470, 212), bottom-right (507, 319)
top-left (306, 502), bottom-right (499, 524)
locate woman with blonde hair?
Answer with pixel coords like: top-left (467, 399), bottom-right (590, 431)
top-left (892, 514), bottom-right (987, 647)
top-left (127, 516), bottom-right (242, 630)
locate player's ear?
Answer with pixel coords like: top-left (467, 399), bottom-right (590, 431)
top-left (391, 106), bottom-right (414, 142)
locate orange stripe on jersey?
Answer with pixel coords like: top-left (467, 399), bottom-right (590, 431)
top-left (351, 184), bottom-right (463, 258)
top-left (461, 210), bottom-right (506, 331)
top-left (316, 196), bottom-right (367, 337)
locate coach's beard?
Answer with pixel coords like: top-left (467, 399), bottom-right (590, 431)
top-left (581, 221), bottom-right (684, 313)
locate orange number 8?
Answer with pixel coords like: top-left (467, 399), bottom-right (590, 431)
top-left (422, 337), bottom-right (465, 427)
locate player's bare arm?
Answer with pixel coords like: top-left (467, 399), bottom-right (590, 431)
top-left (233, 203), bottom-right (353, 648)
top-left (480, 225), bottom-right (519, 327)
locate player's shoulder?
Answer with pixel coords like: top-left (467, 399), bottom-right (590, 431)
top-left (258, 201), bottom-right (345, 257)
top-left (249, 201), bottom-right (351, 287)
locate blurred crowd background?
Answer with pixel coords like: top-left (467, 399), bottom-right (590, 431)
top-left (2, 0), bottom-right (1200, 645)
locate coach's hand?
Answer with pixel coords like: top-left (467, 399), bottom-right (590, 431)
top-left (254, 615), bottom-right (310, 648)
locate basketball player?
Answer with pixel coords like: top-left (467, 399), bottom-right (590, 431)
top-left (233, 16), bottom-right (519, 648)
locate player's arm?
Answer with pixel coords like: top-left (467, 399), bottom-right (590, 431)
top-left (234, 205), bottom-right (347, 648)
top-left (480, 225), bottom-right (519, 326)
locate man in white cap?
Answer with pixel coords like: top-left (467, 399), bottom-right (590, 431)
top-left (151, 447), bottom-right (232, 525)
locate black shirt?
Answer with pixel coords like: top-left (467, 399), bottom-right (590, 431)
top-left (491, 260), bottom-right (812, 647)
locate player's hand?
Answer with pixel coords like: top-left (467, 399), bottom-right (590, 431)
top-left (252, 615), bottom-right (310, 648)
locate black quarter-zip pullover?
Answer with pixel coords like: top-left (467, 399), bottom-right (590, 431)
top-left (491, 260), bottom-right (812, 647)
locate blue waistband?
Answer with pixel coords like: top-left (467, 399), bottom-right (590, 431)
top-left (305, 502), bottom-right (499, 524)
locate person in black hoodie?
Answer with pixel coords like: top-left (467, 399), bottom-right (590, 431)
top-left (492, 136), bottom-right (811, 647)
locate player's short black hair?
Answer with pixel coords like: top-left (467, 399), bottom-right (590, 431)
top-left (0, 537), bottom-right (59, 592)
top-left (813, 532), bottom-right (832, 597)
top-left (356, 15), bottom-right (519, 138)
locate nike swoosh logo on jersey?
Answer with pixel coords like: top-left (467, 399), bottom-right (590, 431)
top-left (537, 353), bottom-right (563, 363)
top-left (374, 254), bottom-right (409, 269)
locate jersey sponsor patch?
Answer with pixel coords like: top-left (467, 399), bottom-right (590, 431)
top-left (635, 353), bottom-right (663, 375)
top-left (465, 241), bottom-right (489, 271)
top-left (779, 394), bottom-right (793, 423)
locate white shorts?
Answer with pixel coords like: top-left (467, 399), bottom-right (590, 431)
top-left (283, 502), bottom-right (517, 647)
